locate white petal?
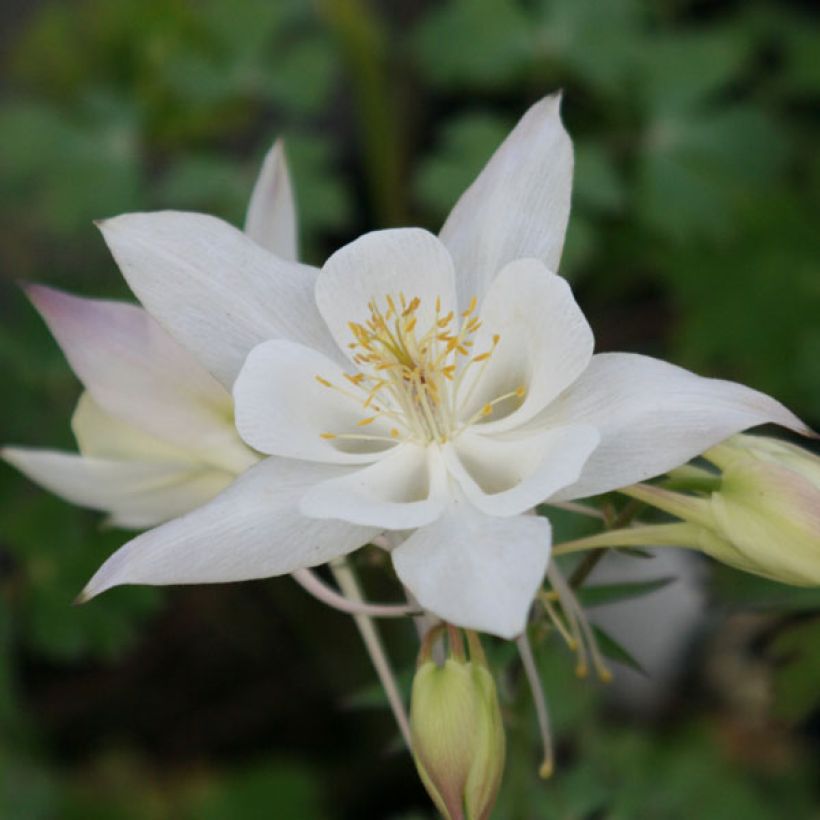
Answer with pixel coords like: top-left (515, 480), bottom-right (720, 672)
top-left (244, 139), bottom-right (298, 260)
top-left (315, 228), bottom-right (458, 360)
top-left (300, 443), bottom-right (449, 528)
top-left (79, 457), bottom-right (377, 600)
top-left (72, 392), bottom-right (196, 462)
top-left (234, 339), bottom-right (394, 463)
top-left (98, 211), bottom-right (340, 388)
top-left (27, 286), bottom-right (254, 474)
top-left (541, 353), bottom-right (813, 501)
top-left (2, 447), bottom-right (232, 529)
top-left (392, 502), bottom-right (551, 639)
top-left (443, 425), bottom-right (599, 516)
top-left (439, 94), bottom-right (573, 306)
top-left (458, 260), bottom-right (593, 433)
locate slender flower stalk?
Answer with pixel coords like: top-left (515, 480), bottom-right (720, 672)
top-left (329, 559), bottom-right (412, 748)
top-left (290, 565), bottom-right (418, 618)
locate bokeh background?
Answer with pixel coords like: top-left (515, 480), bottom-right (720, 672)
top-left (1, 1), bottom-right (818, 817)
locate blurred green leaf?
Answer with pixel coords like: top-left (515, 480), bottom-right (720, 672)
top-left (770, 617), bottom-right (820, 724)
top-left (592, 625), bottom-right (647, 675)
top-left (530, 0), bottom-right (643, 93)
top-left (578, 576), bottom-right (676, 608)
top-left (574, 141), bottom-right (626, 214)
top-left (187, 760), bottom-right (328, 820)
top-left (157, 154), bottom-right (251, 223)
top-left (413, 111), bottom-right (512, 223)
top-left (637, 105), bottom-right (789, 242)
top-left (4, 494), bottom-right (160, 662)
top-left (413, 0), bottom-right (530, 90)
top-left (636, 28), bottom-right (753, 112)
top-left (284, 133), bottom-right (353, 258)
top-left (711, 564), bottom-right (820, 611)
top-left (0, 99), bottom-right (142, 234)
top-left (0, 748), bottom-right (59, 820)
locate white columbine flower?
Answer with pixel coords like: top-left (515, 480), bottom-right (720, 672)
top-left (21, 96), bottom-right (809, 639)
top-left (2, 141), bottom-right (297, 527)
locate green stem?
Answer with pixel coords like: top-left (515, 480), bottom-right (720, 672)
top-left (317, 0), bottom-right (406, 225)
top-left (569, 499), bottom-right (644, 588)
top-left (553, 522), bottom-right (705, 556)
top-left (619, 484), bottom-right (713, 527)
top-left (330, 559), bottom-right (411, 749)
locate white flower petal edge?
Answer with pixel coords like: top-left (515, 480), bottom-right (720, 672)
top-left (439, 93), bottom-right (573, 307)
top-left (457, 259), bottom-right (594, 432)
top-left (443, 425), bottom-right (600, 517)
top-left (315, 228), bottom-right (458, 358)
top-left (541, 353), bottom-right (814, 501)
top-left (26, 285), bottom-right (254, 474)
top-left (78, 457), bottom-right (378, 601)
top-left (1, 447), bottom-right (232, 529)
top-left (300, 443), bottom-right (449, 528)
top-left (392, 501), bottom-right (552, 639)
top-left (244, 138), bottom-right (298, 260)
top-left (233, 339), bottom-right (395, 463)
top-left (98, 211), bottom-right (341, 389)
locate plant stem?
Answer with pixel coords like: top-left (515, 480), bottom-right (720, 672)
top-left (318, 0), bottom-right (406, 226)
top-left (554, 522), bottom-right (702, 556)
top-left (330, 559), bottom-right (412, 749)
top-left (569, 498), bottom-right (644, 588)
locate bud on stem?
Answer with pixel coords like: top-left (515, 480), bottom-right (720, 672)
top-left (554, 435), bottom-right (820, 587)
top-left (410, 626), bottom-right (506, 820)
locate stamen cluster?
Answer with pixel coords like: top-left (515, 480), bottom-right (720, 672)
top-left (316, 294), bottom-right (523, 445)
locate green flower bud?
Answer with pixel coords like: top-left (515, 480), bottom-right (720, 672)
top-left (700, 435), bottom-right (820, 585)
top-left (410, 628), bottom-right (505, 820)
top-left (618, 435), bottom-right (820, 587)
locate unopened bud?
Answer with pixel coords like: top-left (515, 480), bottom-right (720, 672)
top-left (626, 435), bottom-right (820, 585)
top-left (700, 434), bottom-right (820, 585)
top-left (410, 628), bottom-right (505, 820)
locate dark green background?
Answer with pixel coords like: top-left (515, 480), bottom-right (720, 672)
top-left (1, 1), bottom-right (818, 817)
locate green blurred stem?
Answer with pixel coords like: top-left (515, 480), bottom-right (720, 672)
top-left (554, 522), bottom-right (703, 556)
top-left (330, 558), bottom-right (412, 749)
top-left (318, 0), bottom-right (406, 225)
top-left (569, 499), bottom-right (644, 588)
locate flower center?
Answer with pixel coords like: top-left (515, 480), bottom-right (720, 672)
top-left (316, 294), bottom-right (525, 446)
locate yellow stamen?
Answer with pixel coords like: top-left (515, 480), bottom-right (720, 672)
top-left (316, 291), bottom-right (499, 444)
